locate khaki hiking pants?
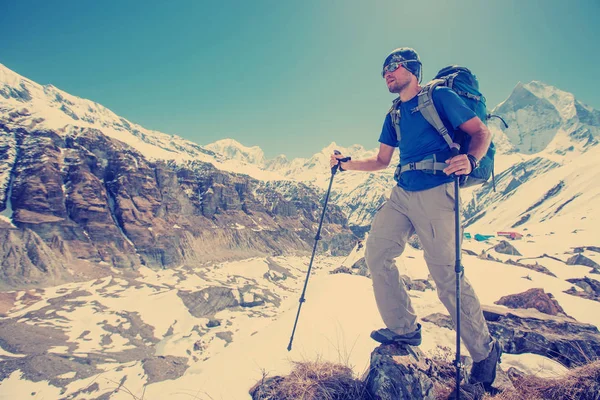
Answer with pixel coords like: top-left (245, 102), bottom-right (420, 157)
top-left (365, 182), bottom-right (493, 362)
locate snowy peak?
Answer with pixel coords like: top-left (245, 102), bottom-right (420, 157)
top-left (0, 63), bottom-right (225, 166)
top-left (491, 81), bottom-right (600, 155)
top-left (205, 138), bottom-right (267, 166)
top-left (523, 81), bottom-right (577, 121)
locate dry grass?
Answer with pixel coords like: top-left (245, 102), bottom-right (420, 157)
top-left (249, 359), bottom-right (370, 400)
top-left (251, 348), bottom-right (600, 400)
top-left (487, 360), bottom-right (600, 400)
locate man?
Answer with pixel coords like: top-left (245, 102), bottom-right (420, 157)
top-left (330, 48), bottom-right (501, 387)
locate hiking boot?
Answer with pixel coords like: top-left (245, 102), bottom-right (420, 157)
top-left (469, 339), bottom-right (502, 388)
top-left (370, 323), bottom-right (422, 346)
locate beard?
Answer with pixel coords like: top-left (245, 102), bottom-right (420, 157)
top-left (387, 78), bottom-right (410, 94)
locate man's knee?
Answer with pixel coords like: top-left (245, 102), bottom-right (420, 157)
top-left (365, 236), bottom-right (402, 271)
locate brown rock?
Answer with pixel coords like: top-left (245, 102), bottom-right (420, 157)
top-left (495, 288), bottom-right (567, 316)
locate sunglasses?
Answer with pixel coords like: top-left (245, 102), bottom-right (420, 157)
top-left (381, 61), bottom-right (408, 77)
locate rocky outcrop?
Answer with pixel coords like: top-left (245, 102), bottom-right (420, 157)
top-left (142, 355), bottom-right (189, 384)
top-left (494, 288), bottom-right (568, 316)
top-left (0, 227), bottom-right (71, 289)
top-left (494, 240), bottom-right (522, 256)
top-left (567, 254), bottom-right (599, 269)
top-left (177, 287), bottom-right (239, 318)
top-left (402, 275), bottom-right (435, 292)
top-left (364, 344), bottom-right (435, 400)
top-left (0, 125), bottom-right (354, 288)
top-left (504, 259), bottom-right (556, 277)
top-left (483, 305), bottom-right (600, 368)
top-left (424, 305), bottom-right (600, 368)
top-left (565, 276), bottom-right (600, 302)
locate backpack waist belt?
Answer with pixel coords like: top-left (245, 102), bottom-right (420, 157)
top-left (396, 160), bottom-right (447, 175)
top-left (393, 154), bottom-right (448, 182)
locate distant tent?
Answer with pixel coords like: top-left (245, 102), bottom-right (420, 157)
top-left (497, 231), bottom-right (523, 240)
top-left (474, 234), bottom-right (495, 242)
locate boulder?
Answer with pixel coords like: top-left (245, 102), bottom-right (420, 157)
top-left (494, 288), bottom-right (567, 316)
top-left (364, 344), bottom-right (435, 400)
top-left (401, 275), bottom-right (434, 292)
top-left (482, 305), bottom-right (600, 368)
top-left (494, 240), bottom-right (522, 256)
top-left (330, 266), bottom-right (354, 275)
top-left (425, 306), bottom-right (600, 368)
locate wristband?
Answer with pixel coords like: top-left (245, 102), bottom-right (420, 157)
top-left (467, 154), bottom-right (479, 174)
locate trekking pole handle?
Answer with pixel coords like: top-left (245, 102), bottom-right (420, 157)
top-left (449, 144), bottom-right (460, 157)
top-left (332, 150), bottom-right (351, 174)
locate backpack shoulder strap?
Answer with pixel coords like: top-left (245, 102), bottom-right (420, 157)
top-left (417, 80), bottom-right (455, 148)
top-left (388, 97), bottom-right (402, 144)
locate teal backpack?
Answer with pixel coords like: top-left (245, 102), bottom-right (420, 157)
top-left (390, 65), bottom-right (508, 188)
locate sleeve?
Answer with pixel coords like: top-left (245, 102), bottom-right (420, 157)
top-left (432, 87), bottom-right (477, 130)
top-left (378, 113), bottom-right (399, 147)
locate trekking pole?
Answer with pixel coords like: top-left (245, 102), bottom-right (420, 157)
top-left (452, 147), bottom-right (464, 399)
top-left (287, 150), bottom-right (345, 351)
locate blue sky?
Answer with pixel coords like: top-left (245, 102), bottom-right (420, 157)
top-left (1, 0), bottom-right (598, 159)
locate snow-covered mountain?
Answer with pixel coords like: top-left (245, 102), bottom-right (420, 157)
top-left (205, 138), bottom-right (267, 166)
top-left (0, 64), bottom-right (223, 164)
top-left (208, 81), bottom-right (600, 234)
top-left (490, 81), bottom-right (600, 155)
top-left (2, 63), bottom-right (600, 238)
top-left (2, 60), bottom-right (600, 400)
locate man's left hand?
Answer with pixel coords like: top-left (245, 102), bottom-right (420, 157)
top-left (444, 154), bottom-right (472, 176)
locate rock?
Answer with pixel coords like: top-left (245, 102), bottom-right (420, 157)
top-left (478, 250), bottom-right (498, 261)
top-left (494, 288), bottom-right (568, 316)
top-left (573, 246), bottom-right (600, 253)
top-left (330, 266), bottom-right (353, 275)
top-left (422, 313), bottom-right (454, 330)
top-left (142, 355), bottom-right (189, 384)
top-left (216, 331), bottom-right (233, 345)
top-left (401, 275), bottom-right (434, 292)
top-left (177, 287), bottom-right (239, 318)
top-left (504, 259), bottom-right (556, 277)
top-left (462, 248), bottom-right (477, 256)
top-left (567, 254), bottom-right (600, 269)
top-left (364, 344), bottom-right (435, 400)
top-left (482, 304), bottom-right (600, 367)
top-left (564, 277), bottom-right (600, 303)
top-left (0, 354), bottom-right (100, 387)
top-left (206, 319), bottom-right (221, 328)
top-left (351, 257), bottom-right (370, 278)
top-left (408, 234), bottom-right (422, 250)
top-left (566, 277), bottom-right (600, 296)
top-left (494, 240), bottom-right (522, 256)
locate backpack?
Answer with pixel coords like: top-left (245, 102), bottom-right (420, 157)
top-left (389, 65), bottom-right (507, 188)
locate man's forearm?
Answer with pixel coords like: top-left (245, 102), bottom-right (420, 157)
top-left (343, 156), bottom-right (390, 172)
top-left (467, 126), bottom-right (492, 161)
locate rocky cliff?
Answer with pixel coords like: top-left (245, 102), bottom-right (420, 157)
top-left (0, 124), bottom-right (354, 289)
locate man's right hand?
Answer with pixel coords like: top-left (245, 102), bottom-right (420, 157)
top-left (330, 153), bottom-right (350, 171)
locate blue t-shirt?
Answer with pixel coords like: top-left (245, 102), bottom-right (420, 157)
top-left (379, 86), bottom-right (476, 191)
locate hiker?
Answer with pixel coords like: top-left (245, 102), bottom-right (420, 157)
top-left (330, 48), bottom-right (501, 387)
